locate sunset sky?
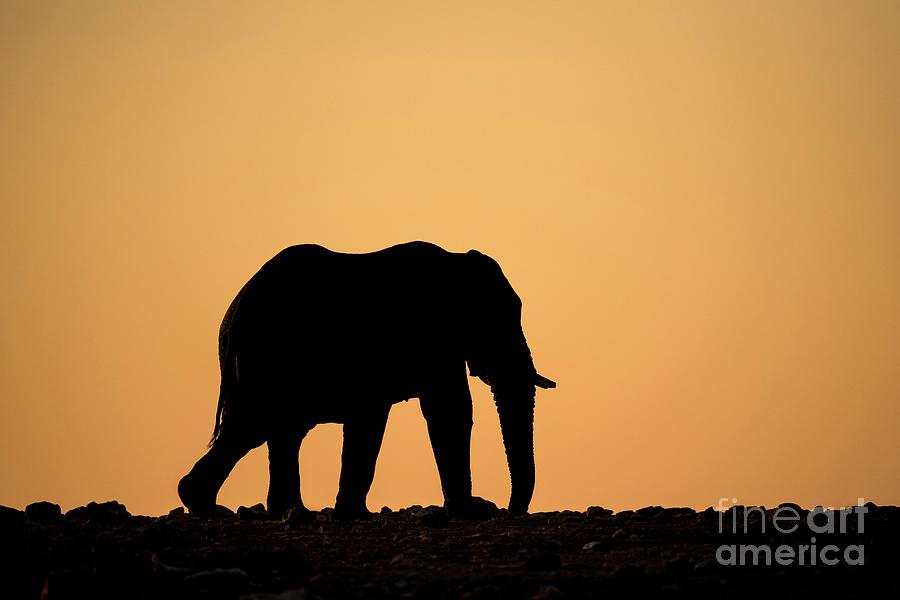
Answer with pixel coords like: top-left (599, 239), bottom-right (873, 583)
top-left (1, 1), bottom-right (898, 516)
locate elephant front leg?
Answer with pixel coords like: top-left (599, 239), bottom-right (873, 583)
top-left (267, 428), bottom-right (310, 520)
top-left (333, 403), bottom-right (391, 521)
top-left (420, 372), bottom-right (499, 520)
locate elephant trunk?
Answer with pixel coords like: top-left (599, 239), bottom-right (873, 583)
top-left (494, 385), bottom-right (536, 515)
top-left (490, 326), bottom-right (538, 515)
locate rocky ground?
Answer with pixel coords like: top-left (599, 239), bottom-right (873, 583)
top-left (1, 501), bottom-right (897, 599)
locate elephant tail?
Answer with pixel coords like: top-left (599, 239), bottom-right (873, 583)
top-left (209, 287), bottom-right (245, 447)
top-left (209, 353), bottom-right (238, 447)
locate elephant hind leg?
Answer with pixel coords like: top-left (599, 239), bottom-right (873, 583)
top-left (179, 426), bottom-right (264, 516)
top-left (333, 403), bottom-right (391, 521)
top-left (267, 428), bottom-right (310, 520)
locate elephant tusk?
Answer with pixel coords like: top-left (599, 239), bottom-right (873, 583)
top-left (534, 373), bottom-right (556, 389)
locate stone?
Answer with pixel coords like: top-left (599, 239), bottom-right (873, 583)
top-left (150, 553), bottom-right (191, 575)
top-left (636, 505), bottom-right (664, 518)
top-left (25, 501), bottom-right (62, 521)
top-left (237, 503), bottom-right (269, 521)
top-left (380, 506), bottom-right (393, 514)
top-left (184, 567), bottom-right (249, 592)
top-left (582, 541), bottom-right (602, 551)
top-left (586, 506), bottom-right (612, 518)
top-left (656, 507), bottom-right (695, 521)
top-left (693, 559), bottom-right (718, 572)
top-left (214, 504), bottom-right (236, 518)
top-left (0, 505), bottom-right (25, 526)
top-left (284, 506), bottom-right (314, 529)
top-left (415, 505), bottom-right (449, 527)
top-left (531, 585), bottom-right (565, 599)
top-left (66, 501), bottom-right (130, 522)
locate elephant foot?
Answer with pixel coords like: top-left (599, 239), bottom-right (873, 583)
top-left (446, 496), bottom-right (500, 520)
top-left (282, 506), bottom-right (315, 527)
top-left (178, 473), bottom-right (217, 517)
top-left (268, 501), bottom-right (308, 522)
top-left (332, 500), bottom-right (373, 522)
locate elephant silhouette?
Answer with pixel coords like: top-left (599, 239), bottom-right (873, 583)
top-left (178, 241), bottom-right (555, 520)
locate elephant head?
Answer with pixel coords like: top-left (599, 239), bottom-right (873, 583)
top-left (462, 250), bottom-right (556, 514)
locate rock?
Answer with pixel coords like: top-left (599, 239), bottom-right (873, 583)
top-left (150, 553), bottom-right (191, 575)
top-left (25, 501), bottom-right (62, 521)
top-left (284, 506), bottom-right (314, 529)
top-left (167, 507), bottom-right (185, 519)
top-left (611, 528), bottom-right (626, 539)
top-left (777, 502), bottom-right (803, 512)
top-left (0, 505), bottom-right (25, 526)
top-left (214, 504), bottom-right (236, 518)
top-left (586, 506), bottom-right (612, 518)
top-left (523, 553), bottom-right (561, 571)
top-left (391, 552), bottom-right (423, 567)
top-left (531, 585), bottom-right (565, 599)
top-left (237, 503), bottom-right (269, 521)
top-left (656, 507), bottom-right (695, 521)
top-left (693, 559), bottom-right (718, 572)
top-left (66, 501), bottom-right (130, 522)
top-left (415, 505), bottom-right (449, 527)
top-left (636, 505), bottom-right (664, 518)
top-left (380, 506), bottom-right (393, 514)
top-left (582, 541), bottom-right (602, 551)
top-left (184, 567), bottom-right (250, 592)
top-left (545, 513), bottom-right (564, 528)
top-left (697, 506), bottom-right (718, 524)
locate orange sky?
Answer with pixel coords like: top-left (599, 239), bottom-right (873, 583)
top-left (1, 1), bottom-right (898, 516)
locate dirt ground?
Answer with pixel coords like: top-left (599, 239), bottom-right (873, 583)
top-left (1, 501), bottom-right (897, 599)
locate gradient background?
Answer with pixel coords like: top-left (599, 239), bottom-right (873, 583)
top-left (2, 1), bottom-right (898, 516)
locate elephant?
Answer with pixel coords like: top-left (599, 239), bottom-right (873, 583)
top-left (178, 241), bottom-right (555, 521)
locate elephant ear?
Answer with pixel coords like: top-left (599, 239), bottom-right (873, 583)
top-left (465, 249), bottom-right (517, 308)
top-left (462, 249), bottom-right (513, 344)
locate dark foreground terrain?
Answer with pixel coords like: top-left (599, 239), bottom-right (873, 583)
top-left (1, 501), bottom-right (897, 599)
